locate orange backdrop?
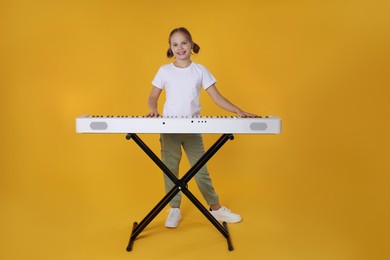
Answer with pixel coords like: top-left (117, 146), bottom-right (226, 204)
top-left (1, 0), bottom-right (389, 259)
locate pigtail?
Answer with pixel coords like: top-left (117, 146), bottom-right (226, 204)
top-left (167, 48), bottom-right (174, 58)
top-left (192, 42), bottom-right (200, 54)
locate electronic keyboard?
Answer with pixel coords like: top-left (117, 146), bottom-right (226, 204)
top-left (76, 115), bottom-right (281, 134)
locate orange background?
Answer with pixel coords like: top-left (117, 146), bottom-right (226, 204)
top-left (1, 0), bottom-right (389, 259)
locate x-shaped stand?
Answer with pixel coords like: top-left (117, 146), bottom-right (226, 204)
top-left (125, 133), bottom-right (235, 252)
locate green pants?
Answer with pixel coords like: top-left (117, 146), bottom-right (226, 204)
top-left (160, 134), bottom-right (220, 208)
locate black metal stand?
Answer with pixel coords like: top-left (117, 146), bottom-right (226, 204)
top-left (125, 133), bottom-right (235, 252)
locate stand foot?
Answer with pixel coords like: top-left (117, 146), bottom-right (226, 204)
top-left (126, 222), bottom-right (138, 252)
top-left (223, 222), bottom-right (234, 251)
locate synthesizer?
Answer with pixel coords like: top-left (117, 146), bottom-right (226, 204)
top-left (75, 115), bottom-right (281, 134)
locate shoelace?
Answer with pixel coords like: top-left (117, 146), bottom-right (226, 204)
top-left (220, 207), bottom-right (231, 213)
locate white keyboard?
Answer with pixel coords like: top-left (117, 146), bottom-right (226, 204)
top-left (76, 115), bottom-right (281, 134)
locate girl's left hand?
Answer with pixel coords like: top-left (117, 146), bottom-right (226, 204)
top-left (237, 110), bottom-right (258, 118)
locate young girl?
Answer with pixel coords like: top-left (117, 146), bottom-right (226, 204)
top-left (147, 27), bottom-right (256, 228)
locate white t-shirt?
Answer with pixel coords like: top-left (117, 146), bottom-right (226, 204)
top-left (152, 62), bottom-right (216, 117)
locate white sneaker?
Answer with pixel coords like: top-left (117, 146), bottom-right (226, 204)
top-left (210, 206), bottom-right (242, 223)
top-left (165, 208), bottom-right (182, 228)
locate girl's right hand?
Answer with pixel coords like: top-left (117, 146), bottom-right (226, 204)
top-left (146, 111), bottom-right (160, 117)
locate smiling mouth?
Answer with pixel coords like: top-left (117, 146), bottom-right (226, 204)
top-left (177, 51), bottom-right (186, 55)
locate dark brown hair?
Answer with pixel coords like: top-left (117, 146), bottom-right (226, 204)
top-left (166, 27), bottom-right (200, 58)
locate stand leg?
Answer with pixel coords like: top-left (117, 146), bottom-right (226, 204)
top-left (126, 185), bottom-right (181, 251)
top-left (181, 188), bottom-right (233, 250)
top-left (126, 133), bottom-right (178, 183)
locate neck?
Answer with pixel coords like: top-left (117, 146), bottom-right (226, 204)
top-left (173, 59), bottom-right (192, 68)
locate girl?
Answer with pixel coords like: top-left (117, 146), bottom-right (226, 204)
top-left (147, 27), bottom-right (256, 228)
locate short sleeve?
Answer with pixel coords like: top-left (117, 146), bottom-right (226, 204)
top-left (151, 66), bottom-right (165, 89)
top-left (200, 66), bottom-right (216, 90)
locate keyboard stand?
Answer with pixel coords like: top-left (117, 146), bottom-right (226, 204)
top-left (125, 133), bottom-right (235, 252)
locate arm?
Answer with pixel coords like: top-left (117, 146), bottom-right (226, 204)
top-left (147, 86), bottom-right (162, 117)
top-left (206, 84), bottom-right (257, 117)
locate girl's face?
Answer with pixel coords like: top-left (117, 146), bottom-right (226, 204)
top-left (170, 32), bottom-right (192, 61)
